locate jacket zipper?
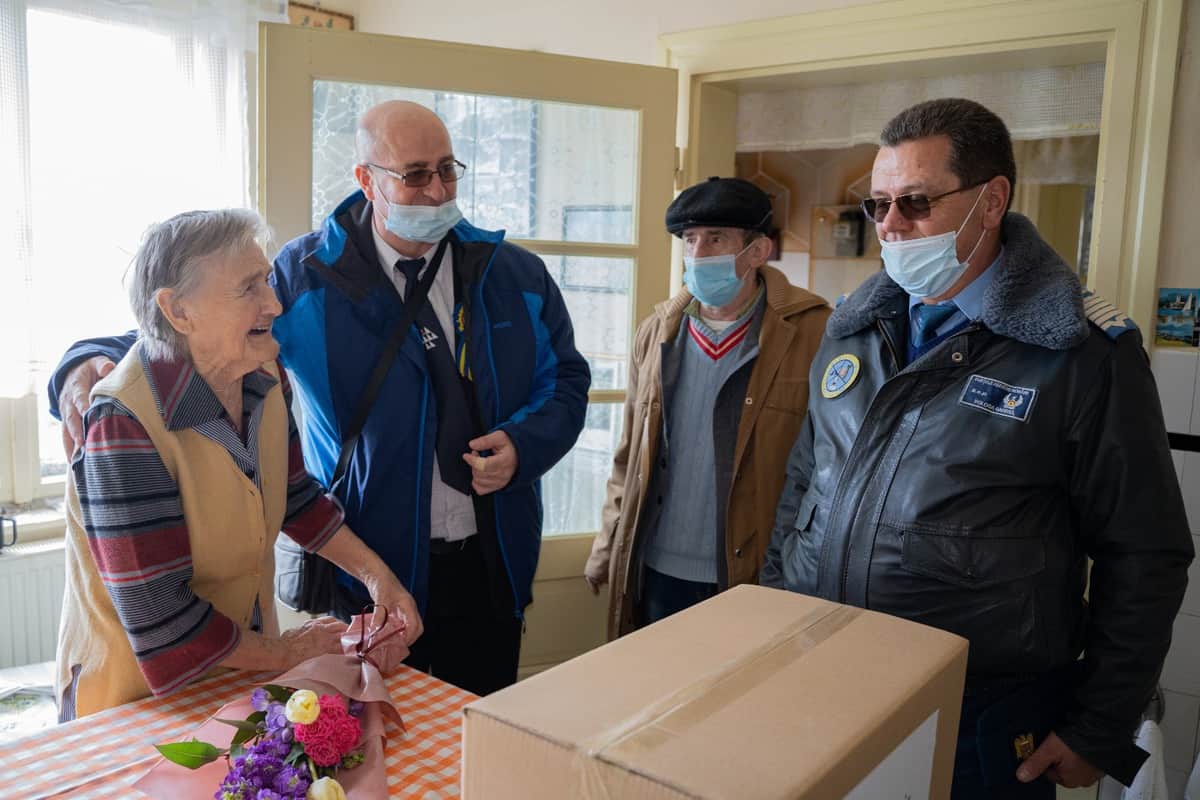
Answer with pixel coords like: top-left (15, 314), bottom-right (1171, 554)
top-left (876, 318), bottom-right (902, 375)
top-left (838, 319), bottom-right (980, 600)
top-left (838, 320), bottom-right (906, 599)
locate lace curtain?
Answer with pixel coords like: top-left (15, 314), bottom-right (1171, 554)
top-left (0, 0), bottom-right (284, 472)
top-left (737, 62), bottom-right (1105, 152)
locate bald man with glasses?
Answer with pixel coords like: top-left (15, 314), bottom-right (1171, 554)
top-left (50, 100), bottom-right (591, 696)
top-left (761, 98), bottom-right (1192, 798)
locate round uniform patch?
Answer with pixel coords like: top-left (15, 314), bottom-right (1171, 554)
top-left (821, 354), bottom-right (861, 399)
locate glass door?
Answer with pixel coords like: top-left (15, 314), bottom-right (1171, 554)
top-left (258, 22), bottom-right (678, 672)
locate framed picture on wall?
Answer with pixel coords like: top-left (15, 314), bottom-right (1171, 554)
top-left (287, 2), bottom-right (354, 31)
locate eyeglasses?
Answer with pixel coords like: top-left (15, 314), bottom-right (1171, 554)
top-left (861, 181), bottom-right (987, 223)
top-left (367, 160), bottom-right (468, 188)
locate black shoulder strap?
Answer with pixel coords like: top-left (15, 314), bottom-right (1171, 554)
top-left (330, 237), bottom-right (448, 492)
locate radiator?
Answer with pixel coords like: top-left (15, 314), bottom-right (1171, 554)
top-left (0, 541), bottom-right (65, 669)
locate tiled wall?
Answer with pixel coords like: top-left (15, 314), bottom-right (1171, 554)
top-left (1151, 347), bottom-right (1200, 796)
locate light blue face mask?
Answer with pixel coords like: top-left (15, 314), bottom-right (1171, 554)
top-left (683, 242), bottom-right (754, 307)
top-left (376, 186), bottom-right (463, 244)
top-left (879, 187), bottom-right (987, 299)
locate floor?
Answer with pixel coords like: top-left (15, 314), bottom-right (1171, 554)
top-left (0, 661), bottom-right (57, 743)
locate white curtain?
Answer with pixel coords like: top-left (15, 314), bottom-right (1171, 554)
top-left (0, 0), bottom-right (284, 467)
top-left (737, 62), bottom-right (1105, 152)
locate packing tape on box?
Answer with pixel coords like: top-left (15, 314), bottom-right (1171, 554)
top-left (574, 603), bottom-right (862, 799)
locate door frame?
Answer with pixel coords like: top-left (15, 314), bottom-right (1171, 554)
top-left (659, 0), bottom-right (1184, 334)
top-left (257, 22), bottom-right (679, 672)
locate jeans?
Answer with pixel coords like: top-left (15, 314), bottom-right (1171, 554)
top-left (639, 566), bottom-right (719, 627)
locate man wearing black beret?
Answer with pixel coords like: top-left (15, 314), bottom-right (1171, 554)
top-left (585, 176), bottom-right (831, 637)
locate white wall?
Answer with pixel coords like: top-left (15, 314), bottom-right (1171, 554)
top-left (355, 0), bottom-right (878, 65)
top-left (1150, 348), bottom-right (1200, 797)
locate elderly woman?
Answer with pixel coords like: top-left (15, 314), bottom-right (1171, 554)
top-left (55, 209), bottom-right (422, 720)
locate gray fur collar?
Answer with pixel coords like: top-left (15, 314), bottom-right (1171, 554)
top-left (826, 212), bottom-right (1089, 350)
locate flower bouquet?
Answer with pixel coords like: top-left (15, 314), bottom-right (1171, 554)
top-left (135, 607), bottom-right (409, 800)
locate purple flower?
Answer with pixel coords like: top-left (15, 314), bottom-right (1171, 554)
top-left (216, 776), bottom-right (254, 800)
top-left (255, 791), bottom-right (284, 800)
top-left (251, 688), bottom-right (270, 712)
top-left (265, 702), bottom-right (289, 733)
top-left (347, 700), bottom-right (365, 717)
top-left (273, 765), bottom-right (311, 796)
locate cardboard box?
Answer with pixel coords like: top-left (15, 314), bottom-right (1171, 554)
top-left (462, 584), bottom-right (968, 799)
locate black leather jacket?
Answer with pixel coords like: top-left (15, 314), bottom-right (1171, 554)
top-left (761, 214), bottom-right (1193, 784)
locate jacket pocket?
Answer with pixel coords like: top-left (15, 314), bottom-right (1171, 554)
top-left (892, 522), bottom-right (1047, 672)
top-left (898, 522), bottom-right (1046, 589)
top-left (794, 493), bottom-right (819, 532)
top-left (765, 380), bottom-right (808, 416)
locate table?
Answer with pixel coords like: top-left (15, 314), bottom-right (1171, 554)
top-left (0, 665), bottom-right (477, 799)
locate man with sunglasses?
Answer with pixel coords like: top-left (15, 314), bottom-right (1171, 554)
top-left (48, 100), bottom-right (591, 696)
top-left (761, 98), bottom-right (1192, 797)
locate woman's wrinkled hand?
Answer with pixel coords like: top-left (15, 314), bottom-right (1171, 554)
top-left (279, 615), bottom-right (346, 668)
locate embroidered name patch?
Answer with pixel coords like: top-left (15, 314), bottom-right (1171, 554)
top-left (821, 354), bottom-right (861, 399)
top-left (958, 374), bottom-right (1037, 422)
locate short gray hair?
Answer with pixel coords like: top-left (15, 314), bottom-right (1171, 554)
top-left (128, 209), bottom-right (269, 361)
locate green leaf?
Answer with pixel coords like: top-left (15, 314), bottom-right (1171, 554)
top-left (155, 741), bottom-right (227, 769)
top-left (217, 717), bottom-right (260, 732)
top-left (284, 743), bottom-right (306, 765)
top-left (246, 710), bottom-right (266, 725)
top-left (216, 717), bottom-right (260, 741)
top-left (263, 684), bottom-right (293, 703)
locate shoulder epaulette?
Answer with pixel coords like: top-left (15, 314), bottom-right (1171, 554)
top-left (1081, 290), bottom-right (1139, 340)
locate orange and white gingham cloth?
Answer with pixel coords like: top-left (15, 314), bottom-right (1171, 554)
top-left (0, 665), bottom-right (476, 799)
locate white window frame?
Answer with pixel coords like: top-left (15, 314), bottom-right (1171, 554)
top-left (0, 395), bottom-right (64, 506)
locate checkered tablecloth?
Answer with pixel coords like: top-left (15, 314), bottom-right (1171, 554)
top-left (0, 665), bottom-right (476, 798)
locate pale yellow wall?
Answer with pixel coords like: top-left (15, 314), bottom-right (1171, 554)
top-left (1157, 0), bottom-right (1199, 291)
top-left (354, 0), bottom-right (878, 65)
top-left (348, 0), bottom-right (1193, 301)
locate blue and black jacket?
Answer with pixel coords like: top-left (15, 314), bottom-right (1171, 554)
top-left (50, 191), bottom-right (590, 618)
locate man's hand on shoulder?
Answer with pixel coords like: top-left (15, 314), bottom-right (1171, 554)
top-left (59, 356), bottom-right (116, 458)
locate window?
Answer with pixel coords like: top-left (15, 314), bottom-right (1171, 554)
top-left (312, 82), bottom-right (641, 535)
top-left (0, 2), bottom-right (271, 505)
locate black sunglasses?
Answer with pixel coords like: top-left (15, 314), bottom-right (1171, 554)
top-left (861, 181), bottom-right (987, 223)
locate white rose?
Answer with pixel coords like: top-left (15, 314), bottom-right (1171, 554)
top-left (285, 689), bottom-right (320, 725)
top-left (307, 776), bottom-right (347, 800)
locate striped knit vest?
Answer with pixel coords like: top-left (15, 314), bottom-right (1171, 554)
top-left (55, 343), bottom-right (288, 717)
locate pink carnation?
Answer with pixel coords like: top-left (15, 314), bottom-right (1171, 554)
top-left (304, 737), bottom-right (342, 767)
top-left (294, 711), bottom-right (335, 745)
top-left (332, 714), bottom-right (362, 752)
top-left (295, 693), bottom-right (361, 761)
top-left (318, 694), bottom-right (346, 714)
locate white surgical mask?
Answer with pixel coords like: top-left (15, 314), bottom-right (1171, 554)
top-left (879, 187), bottom-right (988, 299)
top-left (683, 241), bottom-right (754, 307)
top-left (374, 178), bottom-right (463, 243)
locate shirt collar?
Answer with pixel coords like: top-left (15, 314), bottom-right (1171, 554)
top-left (684, 279), bottom-right (765, 324)
top-left (371, 219), bottom-right (437, 275)
top-left (907, 246), bottom-right (1005, 319)
top-left (140, 347), bottom-right (278, 432)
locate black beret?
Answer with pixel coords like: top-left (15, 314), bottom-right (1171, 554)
top-left (665, 176), bottom-right (773, 236)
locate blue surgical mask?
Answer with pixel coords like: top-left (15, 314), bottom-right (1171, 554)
top-left (879, 187), bottom-right (987, 299)
top-left (684, 242), bottom-right (753, 307)
top-left (376, 188), bottom-right (463, 244)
